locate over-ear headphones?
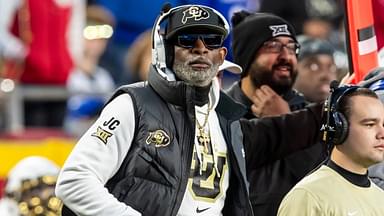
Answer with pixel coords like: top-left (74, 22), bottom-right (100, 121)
top-left (321, 81), bottom-right (361, 146)
top-left (151, 4), bottom-right (230, 81)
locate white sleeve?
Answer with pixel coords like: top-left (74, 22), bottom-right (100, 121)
top-left (55, 94), bottom-right (141, 216)
top-left (0, 0), bottom-right (27, 60)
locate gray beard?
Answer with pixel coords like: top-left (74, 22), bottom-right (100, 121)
top-left (173, 59), bottom-right (219, 87)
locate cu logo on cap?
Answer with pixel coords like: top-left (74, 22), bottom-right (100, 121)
top-left (182, 6), bottom-right (210, 24)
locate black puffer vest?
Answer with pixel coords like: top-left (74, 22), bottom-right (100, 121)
top-left (104, 66), bottom-right (253, 216)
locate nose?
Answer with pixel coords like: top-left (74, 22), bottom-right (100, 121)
top-left (323, 72), bottom-right (335, 83)
top-left (277, 46), bottom-right (291, 60)
top-left (377, 124), bottom-right (384, 139)
top-left (318, 69), bottom-right (334, 82)
top-left (191, 38), bottom-right (208, 55)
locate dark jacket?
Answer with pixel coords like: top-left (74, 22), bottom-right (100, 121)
top-left (103, 66), bottom-right (253, 216)
top-left (226, 81), bottom-right (326, 216)
top-left (226, 81), bottom-right (307, 117)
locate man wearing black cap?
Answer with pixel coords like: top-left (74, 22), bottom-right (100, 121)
top-left (56, 5), bottom-right (253, 216)
top-left (226, 11), bottom-right (326, 216)
top-left (55, 5), bottom-right (324, 216)
top-left (294, 36), bottom-right (337, 103)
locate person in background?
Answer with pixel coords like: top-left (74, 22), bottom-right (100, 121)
top-left (0, 156), bottom-right (62, 216)
top-left (125, 30), bottom-right (153, 82)
top-left (226, 11), bottom-right (326, 215)
top-left (278, 85), bottom-right (384, 215)
top-left (0, 0), bottom-right (85, 127)
top-left (64, 4), bottom-right (115, 137)
top-left (294, 35), bottom-right (337, 103)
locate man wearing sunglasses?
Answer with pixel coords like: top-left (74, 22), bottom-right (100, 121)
top-left (56, 4), bottom-right (253, 216)
top-left (55, 4), bottom-right (324, 216)
top-left (226, 11), bottom-right (326, 216)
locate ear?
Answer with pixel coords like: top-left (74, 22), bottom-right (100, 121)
top-left (218, 47), bottom-right (227, 65)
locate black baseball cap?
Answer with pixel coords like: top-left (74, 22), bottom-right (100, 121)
top-left (165, 5), bottom-right (229, 40)
top-left (297, 35), bottom-right (335, 60)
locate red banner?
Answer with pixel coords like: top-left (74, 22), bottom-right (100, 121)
top-left (345, 0), bottom-right (378, 83)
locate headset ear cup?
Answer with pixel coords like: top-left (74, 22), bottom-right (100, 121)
top-left (165, 40), bottom-right (174, 68)
top-left (333, 112), bottom-right (349, 145)
top-left (323, 84), bottom-right (360, 147)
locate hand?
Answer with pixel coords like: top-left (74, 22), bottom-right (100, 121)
top-left (339, 72), bottom-right (355, 85)
top-left (250, 85), bottom-right (290, 117)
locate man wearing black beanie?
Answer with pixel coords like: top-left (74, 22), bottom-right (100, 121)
top-left (226, 11), bottom-right (326, 216)
top-left (227, 11), bottom-right (306, 117)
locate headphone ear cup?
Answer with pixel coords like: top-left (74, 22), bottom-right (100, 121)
top-left (333, 112), bottom-right (349, 145)
top-left (165, 40), bottom-right (174, 68)
top-left (156, 34), bottom-right (166, 68)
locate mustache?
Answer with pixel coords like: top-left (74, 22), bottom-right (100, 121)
top-left (186, 57), bottom-right (213, 66)
top-left (272, 60), bottom-right (293, 71)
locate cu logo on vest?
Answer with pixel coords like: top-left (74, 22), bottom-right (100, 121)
top-left (146, 130), bottom-right (171, 147)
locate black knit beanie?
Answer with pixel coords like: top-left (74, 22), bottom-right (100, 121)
top-left (231, 12), bottom-right (297, 78)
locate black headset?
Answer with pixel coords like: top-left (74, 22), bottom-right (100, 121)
top-left (150, 4), bottom-right (230, 81)
top-left (321, 81), bottom-right (362, 146)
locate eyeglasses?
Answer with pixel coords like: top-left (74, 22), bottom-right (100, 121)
top-left (262, 41), bottom-right (300, 55)
top-left (175, 34), bottom-right (224, 49)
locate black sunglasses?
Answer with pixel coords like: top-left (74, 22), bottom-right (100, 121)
top-left (175, 34), bottom-right (224, 49)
